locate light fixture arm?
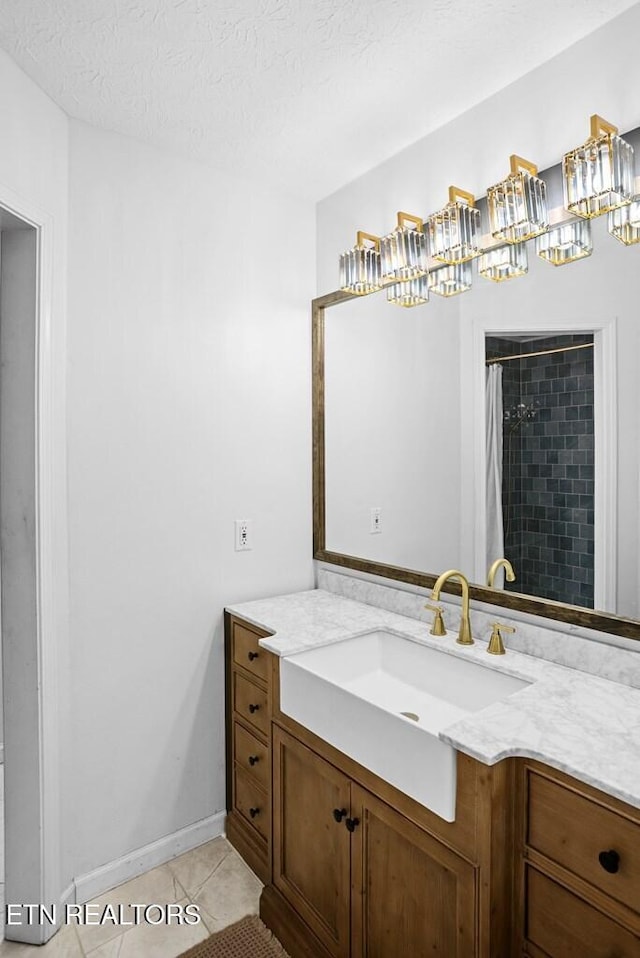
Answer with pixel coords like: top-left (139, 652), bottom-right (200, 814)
top-left (448, 185), bottom-right (476, 207)
top-left (397, 211), bottom-right (424, 231)
top-left (590, 114), bottom-right (618, 138)
top-left (509, 154), bottom-right (538, 176)
top-left (356, 230), bottom-right (381, 251)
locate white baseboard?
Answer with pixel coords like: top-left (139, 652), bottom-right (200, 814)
top-left (74, 810), bottom-right (226, 904)
top-left (58, 880), bottom-right (76, 913)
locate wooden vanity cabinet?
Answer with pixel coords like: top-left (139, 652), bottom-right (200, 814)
top-left (224, 612), bottom-right (273, 883)
top-left (271, 727), bottom-right (351, 957)
top-left (225, 613), bottom-right (513, 958)
top-left (517, 760), bottom-right (640, 957)
top-left (269, 726), bottom-right (476, 958)
top-left (225, 613), bottom-right (640, 957)
top-left (350, 778), bottom-right (476, 958)
top-left (263, 694), bottom-right (513, 957)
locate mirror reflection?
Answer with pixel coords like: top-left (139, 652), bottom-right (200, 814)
top-left (485, 333), bottom-right (594, 607)
top-left (323, 213), bottom-right (639, 623)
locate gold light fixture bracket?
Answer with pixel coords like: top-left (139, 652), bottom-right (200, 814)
top-left (448, 185), bottom-right (475, 207)
top-left (356, 230), bottom-right (381, 251)
top-left (590, 114), bottom-right (618, 138)
top-left (509, 155), bottom-right (538, 176)
top-left (396, 211), bottom-right (424, 232)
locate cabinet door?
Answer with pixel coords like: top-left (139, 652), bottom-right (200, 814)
top-left (273, 726), bottom-right (351, 958)
top-left (350, 784), bottom-right (476, 958)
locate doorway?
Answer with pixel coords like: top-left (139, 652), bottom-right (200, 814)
top-left (0, 192), bottom-right (65, 945)
top-left (466, 313), bottom-right (617, 615)
top-left (485, 333), bottom-right (595, 607)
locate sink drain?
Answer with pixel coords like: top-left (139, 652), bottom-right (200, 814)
top-left (399, 711), bottom-right (419, 722)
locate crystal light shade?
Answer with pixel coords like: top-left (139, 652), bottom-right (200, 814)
top-left (387, 275), bottom-right (429, 307)
top-left (536, 221), bottom-right (592, 266)
top-left (563, 115), bottom-right (634, 218)
top-left (608, 199), bottom-right (640, 245)
top-left (339, 231), bottom-right (382, 295)
top-left (478, 243), bottom-right (528, 282)
top-left (428, 186), bottom-right (481, 264)
top-left (488, 155), bottom-right (549, 243)
top-left (428, 262), bottom-right (472, 297)
top-left (380, 212), bottom-right (428, 281)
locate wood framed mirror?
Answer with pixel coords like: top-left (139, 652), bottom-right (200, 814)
top-left (312, 243), bottom-right (640, 641)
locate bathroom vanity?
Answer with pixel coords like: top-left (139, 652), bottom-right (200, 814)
top-left (224, 588), bottom-right (640, 957)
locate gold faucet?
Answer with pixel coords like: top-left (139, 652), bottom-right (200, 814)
top-left (487, 622), bottom-right (516, 655)
top-left (424, 603), bottom-right (446, 636)
top-left (487, 558), bottom-right (516, 589)
top-left (431, 570), bottom-right (473, 645)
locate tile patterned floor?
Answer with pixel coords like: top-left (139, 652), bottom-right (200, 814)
top-left (0, 837), bottom-right (263, 957)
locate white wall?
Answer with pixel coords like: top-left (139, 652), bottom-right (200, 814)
top-left (0, 46), bottom-right (70, 938)
top-left (66, 121), bottom-right (315, 876)
top-left (317, 4), bottom-right (640, 293)
top-left (325, 291), bottom-right (463, 571)
top-left (0, 43), bottom-right (314, 903)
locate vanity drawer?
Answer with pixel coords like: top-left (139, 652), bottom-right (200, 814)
top-left (525, 865), bottom-right (640, 957)
top-left (233, 672), bottom-right (269, 738)
top-left (232, 621), bottom-right (269, 683)
top-left (234, 766), bottom-right (269, 841)
top-left (527, 770), bottom-right (640, 912)
top-left (234, 722), bottom-right (269, 790)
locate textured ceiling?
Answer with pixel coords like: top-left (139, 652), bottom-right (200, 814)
top-left (0, 0), bottom-right (637, 200)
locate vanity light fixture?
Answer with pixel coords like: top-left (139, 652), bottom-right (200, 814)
top-left (536, 220), bottom-right (592, 266)
top-left (386, 275), bottom-right (429, 307)
top-left (608, 199), bottom-right (640, 245)
top-left (427, 186), bottom-right (481, 264)
top-left (563, 114), bottom-right (634, 218)
top-left (428, 262), bottom-right (472, 297)
top-left (380, 212), bottom-right (428, 281)
top-left (487, 155), bottom-right (549, 243)
top-left (339, 231), bottom-right (382, 295)
top-left (478, 243), bottom-right (528, 282)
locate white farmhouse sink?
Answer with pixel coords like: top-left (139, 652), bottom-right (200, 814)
top-left (280, 630), bottom-right (530, 821)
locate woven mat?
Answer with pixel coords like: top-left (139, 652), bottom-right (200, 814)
top-left (178, 915), bottom-right (291, 958)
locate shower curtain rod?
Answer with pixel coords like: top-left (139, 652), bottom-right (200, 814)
top-left (485, 342), bottom-right (593, 365)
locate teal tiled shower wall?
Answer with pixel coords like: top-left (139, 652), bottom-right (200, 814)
top-left (486, 334), bottom-right (594, 608)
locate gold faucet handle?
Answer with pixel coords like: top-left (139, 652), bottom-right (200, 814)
top-left (487, 622), bottom-right (515, 656)
top-left (424, 603), bottom-right (446, 637)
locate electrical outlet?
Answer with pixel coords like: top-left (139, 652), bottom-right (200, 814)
top-left (234, 519), bottom-right (252, 551)
top-left (370, 507), bottom-right (382, 534)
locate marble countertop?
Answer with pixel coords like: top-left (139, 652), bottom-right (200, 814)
top-left (226, 589), bottom-right (640, 811)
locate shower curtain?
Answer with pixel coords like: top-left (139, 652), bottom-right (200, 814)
top-left (485, 363), bottom-right (505, 587)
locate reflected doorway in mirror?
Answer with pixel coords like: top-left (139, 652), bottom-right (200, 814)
top-left (485, 334), bottom-right (594, 608)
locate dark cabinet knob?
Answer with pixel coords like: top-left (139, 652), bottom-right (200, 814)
top-left (248, 703), bottom-right (260, 714)
top-left (248, 651), bottom-right (259, 661)
top-left (333, 808), bottom-right (347, 823)
top-left (248, 755), bottom-right (259, 766)
top-left (598, 849), bottom-right (620, 874)
top-left (345, 817), bottom-right (360, 832)
top-left (249, 807), bottom-right (260, 819)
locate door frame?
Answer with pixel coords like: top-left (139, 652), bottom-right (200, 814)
top-left (464, 313), bottom-right (617, 613)
top-left (0, 180), bottom-right (66, 944)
